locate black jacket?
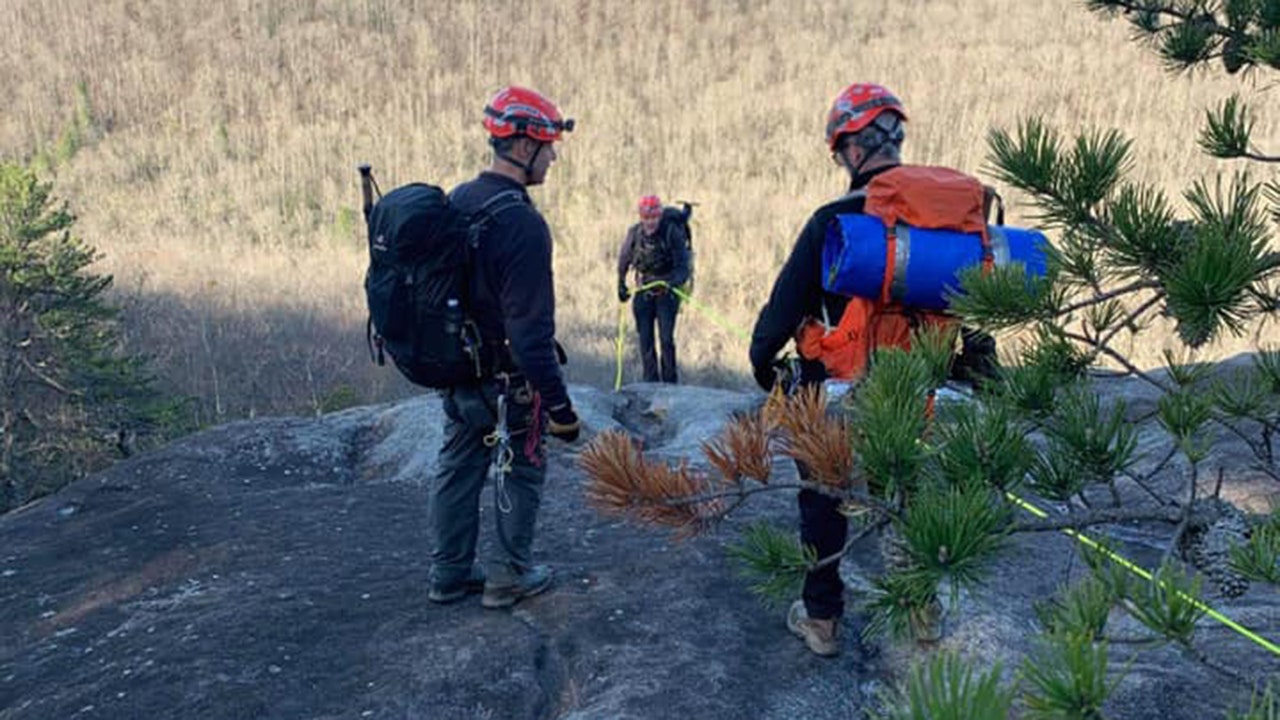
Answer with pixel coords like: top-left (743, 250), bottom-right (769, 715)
top-left (450, 172), bottom-right (569, 409)
top-left (749, 167), bottom-right (896, 389)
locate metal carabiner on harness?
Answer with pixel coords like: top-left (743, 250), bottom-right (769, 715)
top-left (773, 354), bottom-right (804, 397)
top-left (483, 393), bottom-right (515, 514)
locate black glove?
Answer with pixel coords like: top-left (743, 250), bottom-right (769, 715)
top-left (752, 363), bottom-right (776, 392)
top-left (547, 403), bottom-right (581, 443)
top-left (950, 327), bottom-right (999, 384)
top-left (554, 339), bottom-right (568, 366)
top-left (618, 283), bottom-right (631, 303)
top-left (753, 357), bottom-right (798, 393)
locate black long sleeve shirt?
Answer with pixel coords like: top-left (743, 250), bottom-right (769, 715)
top-left (450, 172), bottom-right (570, 409)
top-left (749, 167), bottom-right (896, 387)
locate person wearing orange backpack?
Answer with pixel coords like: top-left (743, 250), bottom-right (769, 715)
top-left (749, 83), bottom-right (997, 657)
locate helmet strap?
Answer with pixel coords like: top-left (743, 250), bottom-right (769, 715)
top-left (493, 136), bottom-right (540, 183)
top-left (526, 142), bottom-right (545, 178)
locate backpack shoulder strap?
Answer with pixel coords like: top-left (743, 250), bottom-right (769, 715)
top-left (472, 189), bottom-right (527, 222)
top-left (465, 189), bottom-right (528, 247)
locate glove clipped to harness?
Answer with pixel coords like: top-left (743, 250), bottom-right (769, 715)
top-left (547, 403), bottom-right (581, 443)
top-left (617, 283), bottom-right (631, 303)
top-left (753, 356), bottom-right (800, 393)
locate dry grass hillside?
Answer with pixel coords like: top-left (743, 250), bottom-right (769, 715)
top-left (2, 0), bottom-right (1276, 424)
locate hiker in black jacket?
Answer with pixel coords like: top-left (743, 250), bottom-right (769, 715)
top-left (428, 86), bottom-right (580, 610)
top-left (749, 83), bottom-right (910, 658)
top-left (617, 195), bottom-right (691, 384)
top-left (751, 84), bottom-right (998, 657)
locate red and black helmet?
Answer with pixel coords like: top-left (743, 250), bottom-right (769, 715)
top-left (638, 194), bottom-right (662, 219)
top-left (483, 86), bottom-right (574, 143)
top-left (824, 83), bottom-right (907, 150)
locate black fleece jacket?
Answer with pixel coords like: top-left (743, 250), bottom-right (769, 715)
top-left (450, 172), bottom-right (570, 410)
top-left (749, 166), bottom-right (896, 389)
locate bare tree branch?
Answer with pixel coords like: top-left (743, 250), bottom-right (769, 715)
top-left (1011, 504), bottom-right (1205, 533)
top-left (1057, 279), bottom-right (1163, 316)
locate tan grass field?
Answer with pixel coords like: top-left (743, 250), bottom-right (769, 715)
top-left (2, 0), bottom-right (1276, 423)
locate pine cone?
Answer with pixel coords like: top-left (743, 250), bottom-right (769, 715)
top-left (879, 524), bottom-right (914, 572)
top-left (1179, 499), bottom-right (1251, 598)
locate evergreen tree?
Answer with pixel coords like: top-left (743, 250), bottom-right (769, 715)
top-left (0, 162), bottom-right (171, 512)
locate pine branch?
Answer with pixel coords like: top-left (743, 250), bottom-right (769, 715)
top-left (811, 517), bottom-right (888, 571)
top-left (18, 355), bottom-right (77, 396)
top-left (1088, 0), bottom-right (1214, 26)
top-left (701, 410), bottom-right (775, 485)
top-left (1057, 279), bottom-right (1162, 316)
top-left (1011, 504), bottom-right (1199, 532)
top-left (580, 429), bottom-right (902, 537)
top-left (1097, 289), bottom-right (1167, 349)
top-left (1062, 329), bottom-right (1174, 391)
top-left (1202, 94), bottom-right (1257, 158)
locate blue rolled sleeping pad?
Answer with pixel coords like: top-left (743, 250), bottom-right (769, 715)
top-left (822, 214), bottom-right (1050, 310)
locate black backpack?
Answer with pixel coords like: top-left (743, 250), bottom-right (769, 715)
top-left (359, 166), bottom-right (523, 389)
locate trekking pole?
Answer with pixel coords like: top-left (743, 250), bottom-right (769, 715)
top-left (358, 163), bottom-right (377, 222)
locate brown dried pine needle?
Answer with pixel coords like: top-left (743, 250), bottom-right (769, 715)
top-left (580, 430), bottom-right (648, 514)
top-left (773, 385), bottom-right (857, 491)
top-left (702, 410), bottom-right (775, 486)
top-left (579, 430), bottom-right (722, 536)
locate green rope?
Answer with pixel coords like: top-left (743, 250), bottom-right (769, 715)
top-left (614, 281), bottom-right (751, 389)
top-left (1007, 491), bottom-right (1280, 657)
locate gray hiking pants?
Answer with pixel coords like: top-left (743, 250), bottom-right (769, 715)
top-left (429, 379), bottom-right (547, 589)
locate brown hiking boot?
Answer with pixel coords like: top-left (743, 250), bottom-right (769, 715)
top-left (787, 600), bottom-right (840, 657)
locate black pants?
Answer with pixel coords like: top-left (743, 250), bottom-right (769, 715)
top-left (633, 289), bottom-right (679, 383)
top-left (799, 485), bottom-right (848, 620)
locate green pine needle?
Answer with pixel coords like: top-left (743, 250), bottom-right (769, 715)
top-left (1022, 632), bottom-right (1123, 719)
top-left (1124, 561), bottom-right (1207, 645)
top-left (874, 652), bottom-right (1014, 720)
top-left (726, 522), bottom-right (816, 606)
top-left (1035, 576), bottom-right (1117, 641)
top-left (1228, 516), bottom-right (1280, 585)
top-left (1200, 95), bottom-right (1255, 158)
top-left (898, 483), bottom-right (1011, 591)
top-left (1227, 680), bottom-right (1280, 720)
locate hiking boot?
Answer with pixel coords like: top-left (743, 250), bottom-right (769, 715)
top-left (481, 564), bottom-right (553, 609)
top-left (428, 565), bottom-right (486, 604)
top-left (787, 600), bottom-right (840, 657)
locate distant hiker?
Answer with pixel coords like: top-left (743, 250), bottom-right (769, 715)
top-left (426, 85), bottom-right (581, 609)
top-left (617, 194), bottom-right (691, 384)
top-left (749, 83), bottom-right (998, 657)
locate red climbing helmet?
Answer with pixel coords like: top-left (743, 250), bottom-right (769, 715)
top-left (483, 86), bottom-right (575, 143)
top-left (824, 83), bottom-right (907, 150)
top-left (638, 194), bottom-right (662, 219)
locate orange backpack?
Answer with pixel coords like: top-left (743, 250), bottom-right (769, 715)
top-left (797, 165), bottom-right (998, 381)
